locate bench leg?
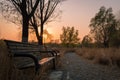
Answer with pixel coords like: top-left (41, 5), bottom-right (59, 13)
top-left (53, 58), bottom-right (56, 70)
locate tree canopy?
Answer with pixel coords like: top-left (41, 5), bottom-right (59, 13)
top-left (60, 26), bottom-right (80, 47)
top-left (81, 35), bottom-right (92, 47)
top-left (89, 6), bottom-right (119, 47)
top-left (0, 0), bottom-right (40, 42)
top-left (0, 0), bottom-right (64, 44)
top-left (30, 0), bottom-right (64, 45)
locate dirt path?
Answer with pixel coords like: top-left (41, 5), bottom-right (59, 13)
top-left (60, 52), bottom-right (120, 80)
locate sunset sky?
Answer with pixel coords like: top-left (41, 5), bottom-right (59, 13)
top-left (0, 0), bottom-right (120, 41)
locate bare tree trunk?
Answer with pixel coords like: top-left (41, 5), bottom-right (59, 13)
top-left (22, 16), bottom-right (29, 42)
top-left (103, 40), bottom-right (109, 48)
top-left (39, 24), bottom-right (44, 45)
top-left (34, 26), bottom-right (41, 44)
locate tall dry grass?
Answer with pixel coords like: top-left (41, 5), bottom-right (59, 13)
top-left (76, 48), bottom-right (120, 66)
top-left (49, 47), bottom-right (120, 67)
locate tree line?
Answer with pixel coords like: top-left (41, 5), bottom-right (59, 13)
top-left (60, 6), bottom-right (120, 48)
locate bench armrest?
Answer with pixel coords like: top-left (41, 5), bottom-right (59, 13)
top-left (39, 50), bottom-right (55, 56)
top-left (39, 45), bottom-right (60, 56)
top-left (13, 53), bottom-right (39, 74)
top-left (46, 49), bottom-right (60, 56)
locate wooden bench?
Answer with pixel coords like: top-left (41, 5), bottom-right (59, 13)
top-left (44, 46), bottom-right (60, 56)
top-left (4, 40), bottom-right (59, 74)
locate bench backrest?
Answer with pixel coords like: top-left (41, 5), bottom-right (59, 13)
top-left (5, 40), bottom-right (42, 53)
top-left (4, 40), bottom-right (47, 69)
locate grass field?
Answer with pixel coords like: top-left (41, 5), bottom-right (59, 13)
top-left (75, 48), bottom-right (120, 66)
top-left (56, 46), bottom-right (120, 67)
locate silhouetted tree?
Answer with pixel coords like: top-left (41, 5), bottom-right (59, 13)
top-left (29, 11), bottom-right (40, 43)
top-left (82, 35), bottom-right (92, 47)
top-left (0, 0), bottom-right (40, 42)
top-left (38, 0), bottom-right (64, 45)
top-left (29, 29), bottom-right (53, 43)
top-left (110, 11), bottom-right (120, 47)
top-left (60, 26), bottom-right (80, 47)
top-left (109, 30), bottom-right (120, 47)
top-left (89, 6), bottom-right (118, 47)
top-left (43, 29), bottom-right (53, 42)
top-left (30, 0), bottom-right (63, 44)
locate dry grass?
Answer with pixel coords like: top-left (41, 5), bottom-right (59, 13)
top-left (76, 48), bottom-right (120, 66)
top-left (47, 47), bottom-right (120, 67)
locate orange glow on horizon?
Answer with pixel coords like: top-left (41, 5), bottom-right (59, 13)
top-left (1, 0), bottom-right (120, 42)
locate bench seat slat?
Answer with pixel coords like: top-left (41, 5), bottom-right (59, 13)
top-left (11, 50), bottom-right (40, 53)
top-left (39, 57), bottom-right (54, 65)
top-left (9, 46), bottom-right (39, 49)
top-left (18, 57), bottom-right (55, 69)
